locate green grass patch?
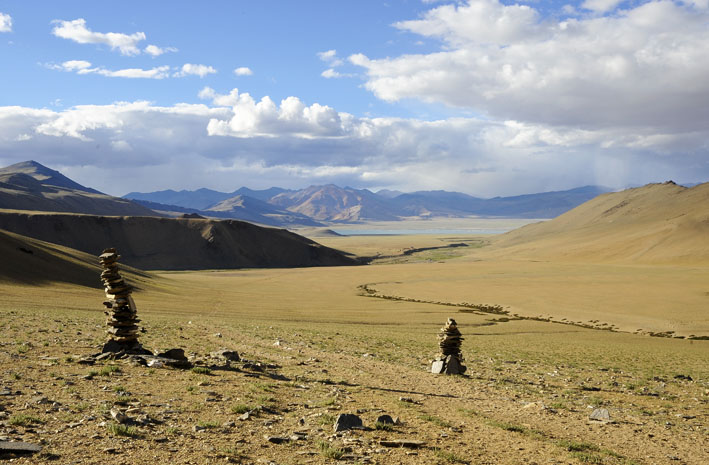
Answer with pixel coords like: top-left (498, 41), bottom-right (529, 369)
top-left (557, 440), bottom-right (600, 453)
top-left (374, 421), bottom-right (394, 431)
top-left (570, 452), bottom-right (604, 464)
top-left (106, 422), bottom-right (139, 437)
top-left (419, 413), bottom-right (451, 428)
top-left (99, 365), bottom-right (121, 376)
top-left (9, 414), bottom-right (44, 426)
top-left (433, 447), bottom-right (469, 464)
top-left (191, 366), bottom-right (212, 375)
top-left (318, 413), bottom-right (336, 426)
top-left (317, 440), bottom-right (344, 460)
top-left (230, 404), bottom-right (253, 414)
top-left (197, 420), bottom-right (220, 429)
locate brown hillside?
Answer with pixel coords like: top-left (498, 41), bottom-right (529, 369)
top-left (0, 212), bottom-right (358, 270)
top-left (0, 228), bottom-right (152, 287)
top-left (489, 181), bottom-right (709, 264)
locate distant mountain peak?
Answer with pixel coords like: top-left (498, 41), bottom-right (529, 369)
top-left (0, 160), bottom-right (101, 194)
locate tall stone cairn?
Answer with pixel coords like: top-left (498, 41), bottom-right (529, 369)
top-left (99, 248), bottom-right (141, 348)
top-left (431, 318), bottom-right (467, 375)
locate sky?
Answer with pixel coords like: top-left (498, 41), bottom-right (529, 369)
top-left (0, 0), bottom-right (708, 197)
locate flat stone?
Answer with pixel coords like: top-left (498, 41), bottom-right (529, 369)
top-left (0, 441), bottom-right (42, 454)
top-left (431, 359), bottom-right (445, 374)
top-left (265, 436), bottom-right (289, 444)
top-left (380, 439), bottom-right (425, 448)
top-left (589, 408), bottom-right (611, 422)
top-left (334, 413), bottom-right (363, 432)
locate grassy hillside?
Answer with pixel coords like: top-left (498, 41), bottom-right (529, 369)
top-left (490, 182), bottom-right (709, 264)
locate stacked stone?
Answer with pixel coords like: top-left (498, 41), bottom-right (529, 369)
top-left (431, 318), bottom-right (467, 375)
top-left (99, 248), bottom-right (140, 346)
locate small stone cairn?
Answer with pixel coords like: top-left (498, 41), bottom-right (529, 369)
top-left (431, 318), bottom-right (466, 375)
top-left (99, 248), bottom-right (144, 352)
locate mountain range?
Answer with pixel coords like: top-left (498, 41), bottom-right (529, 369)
top-left (126, 183), bottom-right (612, 224)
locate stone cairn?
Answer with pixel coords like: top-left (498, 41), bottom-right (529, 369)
top-left (99, 248), bottom-right (143, 352)
top-left (431, 318), bottom-right (466, 375)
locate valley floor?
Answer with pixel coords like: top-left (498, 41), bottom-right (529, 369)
top-left (1, 234), bottom-right (707, 464)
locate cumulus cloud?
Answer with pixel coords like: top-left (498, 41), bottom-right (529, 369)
top-left (144, 44), bottom-right (177, 56)
top-left (233, 67), bottom-right (253, 76)
top-left (51, 60), bottom-right (171, 79)
top-left (174, 63), bottom-right (217, 77)
top-left (0, 12), bottom-right (11, 32)
top-left (1, 86), bottom-right (707, 196)
top-left (351, 0), bottom-right (709, 139)
top-left (205, 89), bottom-right (352, 138)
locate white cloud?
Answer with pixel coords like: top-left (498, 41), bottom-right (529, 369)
top-left (1, 88), bottom-right (707, 197)
top-left (174, 63), bottom-right (217, 78)
top-left (205, 89), bottom-right (352, 138)
top-left (317, 49), bottom-right (344, 67)
top-left (198, 86), bottom-right (216, 100)
top-left (581, 0), bottom-right (624, 12)
top-left (61, 60), bottom-right (92, 71)
top-left (351, 0), bottom-right (709, 140)
top-left (321, 68), bottom-right (352, 79)
top-left (144, 44), bottom-right (177, 56)
top-left (318, 49), bottom-right (337, 61)
top-left (52, 18), bottom-right (146, 55)
top-left (0, 12), bottom-right (12, 32)
top-left (96, 66), bottom-right (171, 79)
top-left (51, 60), bottom-right (171, 79)
top-left (233, 67), bottom-right (253, 76)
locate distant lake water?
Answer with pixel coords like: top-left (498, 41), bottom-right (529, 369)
top-left (330, 217), bottom-right (543, 236)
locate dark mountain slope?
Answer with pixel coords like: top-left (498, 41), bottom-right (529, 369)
top-left (0, 212), bottom-right (358, 270)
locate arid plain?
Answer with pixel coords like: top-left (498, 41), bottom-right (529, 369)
top-left (1, 226), bottom-right (707, 464)
top-left (2, 183), bottom-right (709, 464)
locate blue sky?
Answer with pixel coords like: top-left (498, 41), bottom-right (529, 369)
top-left (1, 1), bottom-right (708, 196)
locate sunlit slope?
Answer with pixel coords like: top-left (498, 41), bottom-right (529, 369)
top-left (489, 182), bottom-right (709, 264)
